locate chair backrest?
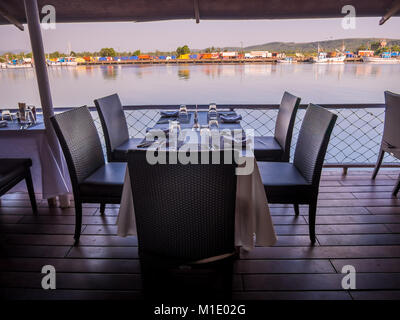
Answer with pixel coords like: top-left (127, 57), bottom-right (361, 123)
top-left (51, 106), bottom-right (105, 192)
top-left (383, 91), bottom-right (400, 148)
top-left (274, 91), bottom-right (301, 161)
top-left (127, 150), bottom-right (237, 262)
top-left (94, 93), bottom-right (130, 162)
top-left (293, 104), bottom-right (337, 187)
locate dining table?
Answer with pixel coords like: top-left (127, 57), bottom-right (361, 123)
top-left (0, 114), bottom-right (71, 203)
top-left (117, 110), bottom-right (277, 251)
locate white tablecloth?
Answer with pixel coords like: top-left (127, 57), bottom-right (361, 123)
top-left (0, 130), bottom-right (70, 199)
top-left (117, 157), bottom-right (277, 251)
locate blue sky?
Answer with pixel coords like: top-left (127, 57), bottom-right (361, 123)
top-left (0, 17), bottom-right (399, 53)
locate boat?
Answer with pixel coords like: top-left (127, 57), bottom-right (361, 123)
top-left (313, 52), bottom-right (345, 64)
top-left (5, 63), bottom-right (32, 69)
top-left (277, 57), bottom-right (295, 63)
top-left (47, 60), bottom-right (62, 66)
top-left (362, 55), bottom-right (400, 64)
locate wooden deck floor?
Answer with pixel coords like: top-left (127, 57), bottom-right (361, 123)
top-left (1, 169), bottom-right (400, 300)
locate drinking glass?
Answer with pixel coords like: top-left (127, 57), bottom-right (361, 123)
top-left (208, 119), bottom-right (219, 130)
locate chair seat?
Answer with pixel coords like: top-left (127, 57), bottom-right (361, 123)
top-left (79, 162), bottom-right (126, 198)
top-left (253, 136), bottom-right (283, 161)
top-left (258, 161), bottom-right (309, 186)
top-left (258, 161), bottom-right (314, 201)
top-left (0, 158), bottom-right (32, 187)
top-left (113, 138), bottom-right (144, 161)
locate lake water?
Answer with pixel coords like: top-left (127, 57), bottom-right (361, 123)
top-left (0, 63), bottom-right (399, 108)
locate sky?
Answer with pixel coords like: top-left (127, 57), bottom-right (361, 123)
top-left (0, 17), bottom-right (399, 53)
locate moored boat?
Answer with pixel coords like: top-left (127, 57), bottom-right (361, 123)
top-left (362, 55), bottom-right (400, 64)
top-left (277, 57), bottom-right (295, 63)
top-left (313, 52), bottom-right (345, 64)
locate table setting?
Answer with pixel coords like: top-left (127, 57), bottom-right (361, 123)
top-left (117, 103), bottom-right (277, 251)
top-left (0, 105), bottom-right (71, 201)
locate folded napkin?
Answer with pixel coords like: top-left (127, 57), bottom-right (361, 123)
top-left (220, 114), bottom-right (242, 123)
top-left (0, 120), bottom-right (8, 128)
top-left (160, 110), bottom-right (179, 117)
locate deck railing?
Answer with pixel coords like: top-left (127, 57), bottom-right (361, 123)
top-left (52, 103), bottom-right (399, 173)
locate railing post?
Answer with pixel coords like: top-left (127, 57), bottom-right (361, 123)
top-left (24, 0), bottom-right (70, 207)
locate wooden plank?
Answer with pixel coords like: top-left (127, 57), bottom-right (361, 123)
top-left (0, 272), bottom-right (142, 290)
top-left (386, 224), bottom-right (400, 233)
top-left (350, 291), bottom-right (400, 300)
top-left (19, 215), bottom-right (117, 225)
top-left (82, 225), bottom-right (118, 235)
top-left (0, 206), bottom-right (96, 216)
top-left (1, 245), bottom-right (71, 258)
top-left (274, 224), bottom-right (389, 235)
top-left (331, 259), bottom-right (400, 273)
top-left (317, 234), bottom-right (400, 246)
top-left (234, 259), bottom-right (335, 274)
top-left (270, 207), bottom-right (370, 216)
top-left (243, 273), bottom-right (400, 291)
top-left (317, 199), bottom-right (400, 207)
top-left (271, 216), bottom-right (307, 225)
top-left (320, 185), bottom-right (395, 193)
top-left (241, 246), bottom-right (400, 260)
top-left (0, 224), bottom-right (79, 234)
top-left (366, 207), bottom-right (400, 214)
top-left (271, 236), bottom-right (318, 247)
top-left (0, 258), bottom-right (141, 273)
top-left (353, 192), bottom-right (400, 199)
top-left (309, 215), bottom-right (400, 224)
top-left (67, 246), bottom-right (139, 259)
top-left (232, 291), bottom-right (351, 300)
top-left (318, 193), bottom-right (356, 200)
top-left (0, 288), bottom-right (142, 300)
top-left (0, 215), bottom-right (23, 224)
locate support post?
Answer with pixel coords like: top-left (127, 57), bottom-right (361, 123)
top-left (24, 0), bottom-right (70, 207)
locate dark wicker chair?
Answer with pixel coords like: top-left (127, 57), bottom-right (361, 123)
top-left (372, 91), bottom-right (400, 196)
top-left (94, 93), bottom-right (142, 162)
top-left (51, 106), bottom-right (126, 243)
top-left (258, 104), bottom-right (337, 244)
top-left (127, 149), bottom-right (237, 299)
top-left (254, 91), bottom-right (301, 162)
top-left (0, 158), bottom-right (37, 214)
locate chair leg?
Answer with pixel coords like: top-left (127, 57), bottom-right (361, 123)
top-left (25, 170), bottom-right (38, 215)
top-left (74, 201), bottom-right (82, 245)
top-left (372, 149), bottom-right (385, 179)
top-left (392, 175), bottom-right (400, 197)
top-left (293, 204), bottom-right (300, 216)
top-left (308, 201), bottom-right (317, 244)
top-left (100, 203), bottom-right (106, 215)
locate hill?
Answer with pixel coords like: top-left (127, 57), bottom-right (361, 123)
top-left (211, 38), bottom-right (400, 53)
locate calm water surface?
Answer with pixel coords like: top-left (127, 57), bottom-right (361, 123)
top-left (0, 63), bottom-right (399, 108)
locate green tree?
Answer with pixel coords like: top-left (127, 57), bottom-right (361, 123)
top-left (370, 42), bottom-right (381, 52)
top-left (99, 47), bottom-right (116, 57)
top-left (391, 45), bottom-right (400, 52)
top-left (133, 50), bottom-right (141, 56)
top-left (176, 45), bottom-right (190, 56)
top-left (357, 45), bottom-right (367, 51)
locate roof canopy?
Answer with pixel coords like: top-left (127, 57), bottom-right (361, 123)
top-left (0, 0), bottom-right (399, 25)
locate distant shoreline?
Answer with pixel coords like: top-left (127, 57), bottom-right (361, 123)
top-left (73, 57), bottom-right (363, 66)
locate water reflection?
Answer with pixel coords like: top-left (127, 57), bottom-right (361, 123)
top-left (178, 68), bottom-right (190, 80)
top-left (101, 66), bottom-right (118, 80)
top-left (0, 63), bottom-right (399, 107)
